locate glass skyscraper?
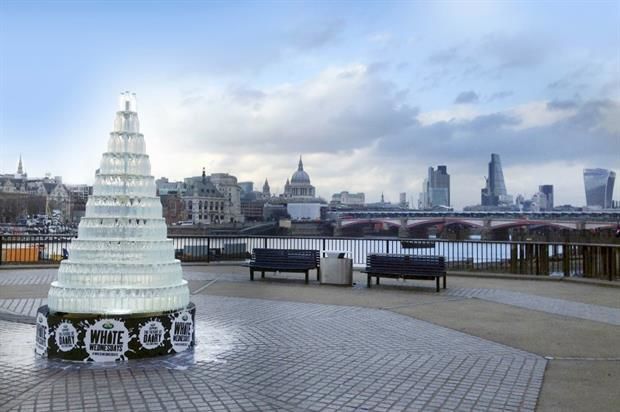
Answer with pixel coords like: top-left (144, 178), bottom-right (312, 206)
top-left (420, 165), bottom-right (450, 209)
top-left (481, 153), bottom-right (510, 206)
top-left (583, 168), bottom-right (615, 209)
top-left (538, 185), bottom-right (554, 210)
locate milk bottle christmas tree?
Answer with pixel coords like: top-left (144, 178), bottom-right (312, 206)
top-left (47, 92), bottom-right (189, 315)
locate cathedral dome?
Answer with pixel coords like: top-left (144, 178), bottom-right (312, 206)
top-left (291, 156), bottom-right (310, 184)
top-left (291, 169), bottom-right (310, 184)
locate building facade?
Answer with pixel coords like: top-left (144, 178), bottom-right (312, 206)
top-left (183, 171), bottom-right (228, 224)
top-left (181, 170), bottom-right (244, 224)
top-left (420, 165), bottom-right (450, 209)
top-left (481, 154), bottom-right (512, 206)
top-left (160, 194), bottom-right (185, 225)
top-left (239, 179), bottom-right (272, 221)
top-left (0, 158), bottom-right (74, 222)
top-left (155, 177), bottom-right (184, 196)
top-left (209, 173), bottom-right (243, 223)
top-left (238, 181), bottom-right (254, 194)
top-left (331, 191), bottom-right (365, 206)
top-left (584, 168), bottom-right (616, 209)
top-left (538, 185), bottom-right (554, 210)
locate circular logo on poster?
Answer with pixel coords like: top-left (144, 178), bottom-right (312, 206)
top-left (171, 311), bottom-right (194, 353)
top-left (35, 312), bottom-right (49, 356)
top-left (55, 321), bottom-right (78, 352)
top-left (83, 319), bottom-right (129, 362)
top-left (139, 320), bottom-right (165, 350)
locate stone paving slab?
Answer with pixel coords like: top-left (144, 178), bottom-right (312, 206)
top-left (0, 298), bottom-right (45, 318)
top-left (448, 288), bottom-right (620, 326)
top-left (0, 295), bottom-right (546, 411)
top-left (0, 270), bottom-right (56, 286)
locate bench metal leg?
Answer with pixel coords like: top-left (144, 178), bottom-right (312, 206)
top-left (443, 274), bottom-right (447, 289)
top-left (376, 276), bottom-right (380, 285)
top-left (436, 277), bottom-right (440, 292)
top-left (367, 273), bottom-right (371, 288)
top-left (305, 270), bottom-right (309, 284)
top-left (261, 271), bottom-right (265, 279)
top-left (316, 269), bottom-right (320, 282)
top-left (250, 269), bottom-right (254, 281)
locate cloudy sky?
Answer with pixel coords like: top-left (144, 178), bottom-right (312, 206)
top-left (0, 1), bottom-right (618, 208)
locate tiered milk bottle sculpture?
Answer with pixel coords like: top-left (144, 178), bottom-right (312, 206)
top-left (47, 93), bottom-right (189, 314)
top-left (36, 93), bottom-right (194, 362)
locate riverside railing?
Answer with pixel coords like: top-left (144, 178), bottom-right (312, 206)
top-left (1, 234), bottom-right (618, 281)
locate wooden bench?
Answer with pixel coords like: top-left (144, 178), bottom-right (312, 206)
top-left (246, 248), bottom-right (320, 284)
top-left (361, 254), bottom-right (447, 292)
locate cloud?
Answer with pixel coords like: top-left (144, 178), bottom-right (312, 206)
top-left (547, 66), bottom-right (592, 92)
top-left (478, 32), bottom-right (547, 70)
top-left (376, 99), bottom-right (618, 171)
top-left (488, 90), bottom-right (513, 101)
top-left (368, 32), bottom-right (393, 45)
top-left (454, 90), bottom-right (479, 104)
top-left (148, 64), bottom-right (418, 157)
top-left (288, 20), bottom-right (345, 50)
top-left (366, 61), bottom-right (390, 74)
top-left (428, 46), bottom-right (462, 65)
top-left (423, 31), bottom-right (552, 88)
top-left (228, 86), bottom-right (266, 106)
top-left (139, 66), bottom-right (618, 208)
top-left (547, 98), bottom-right (580, 111)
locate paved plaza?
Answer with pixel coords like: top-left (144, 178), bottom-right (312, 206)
top-left (1, 266), bottom-right (619, 411)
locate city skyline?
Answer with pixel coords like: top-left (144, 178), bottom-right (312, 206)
top-left (1, 1), bottom-right (618, 208)
top-left (4, 150), bottom-right (617, 210)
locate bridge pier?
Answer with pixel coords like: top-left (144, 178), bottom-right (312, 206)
top-left (409, 226), bottom-right (429, 239)
top-left (483, 228), bottom-right (511, 241)
top-left (438, 226), bottom-right (471, 240)
top-left (398, 219), bottom-right (409, 238)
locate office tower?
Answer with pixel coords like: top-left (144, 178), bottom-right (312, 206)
top-left (423, 165), bottom-right (450, 208)
top-left (399, 192), bottom-right (409, 208)
top-left (481, 154), bottom-right (510, 206)
top-left (584, 169), bottom-right (616, 209)
top-left (538, 185), bottom-right (554, 210)
top-left (238, 181), bottom-right (254, 194)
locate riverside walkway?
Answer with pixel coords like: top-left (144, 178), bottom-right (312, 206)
top-left (0, 265), bottom-right (618, 411)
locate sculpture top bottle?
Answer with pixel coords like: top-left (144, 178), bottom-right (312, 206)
top-left (47, 92), bottom-right (190, 315)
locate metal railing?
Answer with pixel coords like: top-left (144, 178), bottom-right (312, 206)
top-left (1, 234), bottom-right (618, 281)
top-left (0, 234), bottom-right (74, 265)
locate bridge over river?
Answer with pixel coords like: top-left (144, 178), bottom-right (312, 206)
top-left (331, 211), bottom-right (620, 241)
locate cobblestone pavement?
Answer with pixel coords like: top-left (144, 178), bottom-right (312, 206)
top-left (0, 294), bottom-right (546, 411)
top-left (447, 288), bottom-right (620, 326)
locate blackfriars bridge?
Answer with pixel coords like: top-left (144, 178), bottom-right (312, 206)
top-left (331, 211), bottom-right (620, 240)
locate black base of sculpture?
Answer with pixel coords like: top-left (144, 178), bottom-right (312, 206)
top-left (35, 302), bottom-right (196, 362)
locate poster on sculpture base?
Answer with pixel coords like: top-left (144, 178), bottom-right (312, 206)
top-left (35, 302), bottom-right (196, 362)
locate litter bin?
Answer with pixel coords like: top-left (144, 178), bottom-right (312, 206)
top-left (320, 250), bottom-right (353, 286)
